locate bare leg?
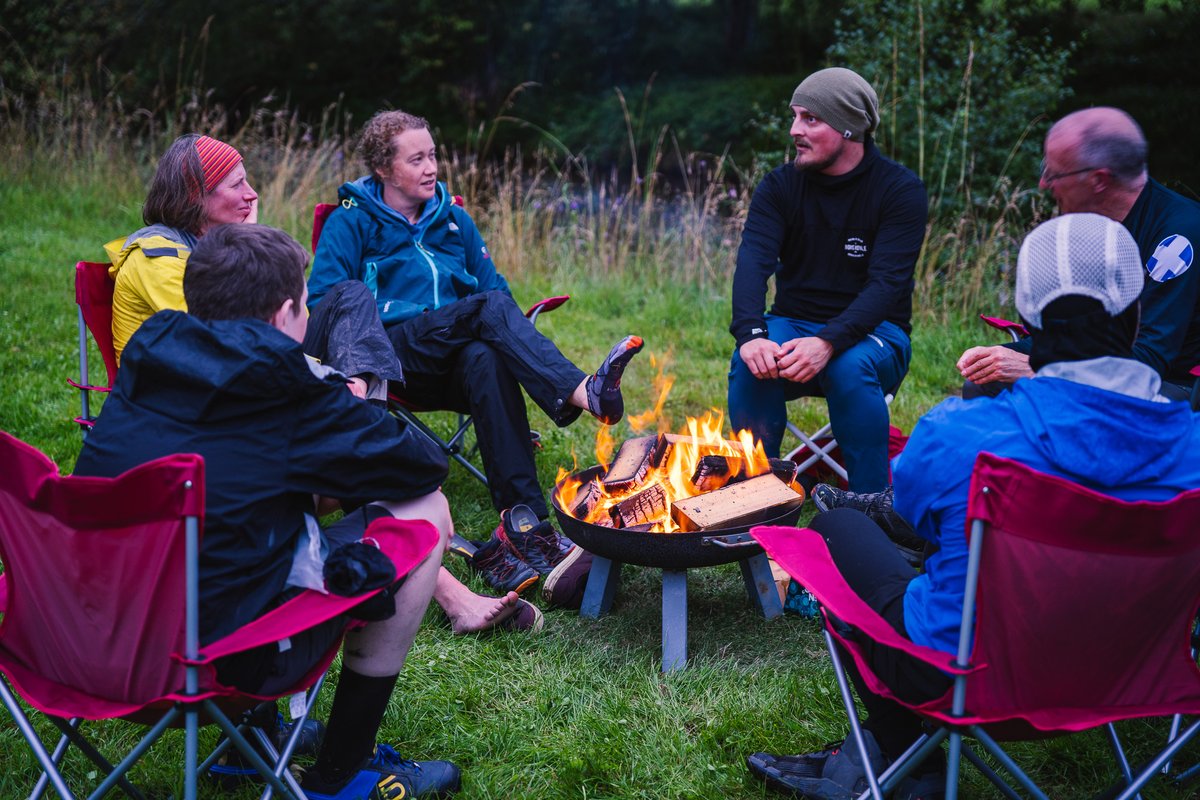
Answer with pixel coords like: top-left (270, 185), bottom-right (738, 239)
top-left (341, 491), bottom-right (451, 677)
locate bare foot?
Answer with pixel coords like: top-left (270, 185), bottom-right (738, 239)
top-left (448, 590), bottom-right (520, 635)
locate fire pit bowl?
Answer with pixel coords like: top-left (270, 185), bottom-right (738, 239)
top-left (551, 465), bottom-right (805, 569)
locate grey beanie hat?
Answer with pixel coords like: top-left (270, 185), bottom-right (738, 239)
top-left (790, 67), bottom-right (880, 143)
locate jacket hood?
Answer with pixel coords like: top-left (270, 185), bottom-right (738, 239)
top-left (340, 176), bottom-right (451, 229)
top-left (104, 224), bottom-right (197, 275)
top-left (1006, 375), bottom-right (1195, 487)
top-left (118, 310), bottom-right (339, 422)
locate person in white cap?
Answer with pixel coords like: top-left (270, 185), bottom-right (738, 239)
top-left (746, 213), bottom-right (1200, 800)
top-left (727, 67), bottom-right (927, 494)
top-left (958, 107), bottom-right (1200, 401)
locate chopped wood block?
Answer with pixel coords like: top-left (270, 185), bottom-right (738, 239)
top-left (624, 523), bottom-right (654, 532)
top-left (654, 434), bottom-right (743, 468)
top-left (569, 479), bottom-right (604, 520)
top-left (609, 482), bottom-right (669, 528)
top-left (768, 458), bottom-right (800, 486)
top-left (690, 454), bottom-right (747, 492)
top-left (670, 473), bottom-right (803, 532)
top-left (602, 436), bottom-right (665, 491)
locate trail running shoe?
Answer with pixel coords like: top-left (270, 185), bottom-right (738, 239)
top-left (811, 484), bottom-right (926, 568)
top-left (585, 335), bottom-right (644, 424)
top-left (746, 729), bottom-right (888, 799)
top-left (302, 744), bottom-right (461, 799)
top-left (497, 505), bottom-right (573, 576)
top-left (468, 534), bottom-right (539, 595)
top-left (208, 712), bottom-right (325, 789)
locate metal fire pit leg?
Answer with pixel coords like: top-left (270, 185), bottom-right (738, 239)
top-left (580, 556), bottom-right (622, 618)
top-left (662, 569), bottom-right (688, 672)
top-left (740, 553), bottom-right (784, 619)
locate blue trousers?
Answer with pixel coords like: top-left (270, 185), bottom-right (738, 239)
top-left (727, 316), bottom-right (910, 492)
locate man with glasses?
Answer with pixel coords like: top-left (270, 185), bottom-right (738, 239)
top-left (957, 106), bottom-right (1200, 401)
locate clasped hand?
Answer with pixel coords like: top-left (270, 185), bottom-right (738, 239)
top-left (740, 337), bottom-right (833, 383)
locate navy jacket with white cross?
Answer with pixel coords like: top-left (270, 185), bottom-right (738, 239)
top-left (1124, 178), bottom-right (1200, 383)
top-left (730, 139), bottom-right (928, 353)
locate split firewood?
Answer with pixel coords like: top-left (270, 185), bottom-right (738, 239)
top-left (609, 482), bottom-right (669, 528)
top-left (623, 523), bottom-right (655, 532)
top-left (690, 454), bottom-right (755, 492)
top-left (569, 479), bottom-right (604, 520)
top-left (670, 473), bottom-right (803, 532)
top-left (654, 434), bottom-right (743, 468)
top-left (602, 435), bottom-right (666, 491)
top-left (768, 458), bottom-right (800, 486)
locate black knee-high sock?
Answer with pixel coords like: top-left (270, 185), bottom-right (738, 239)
top-left (312, 669), bottom-right (399, 784)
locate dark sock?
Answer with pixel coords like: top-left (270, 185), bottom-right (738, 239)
top-left (585, 335), bottom-right (644, 424)
top-left (308, 669), bottom-right (399, 788)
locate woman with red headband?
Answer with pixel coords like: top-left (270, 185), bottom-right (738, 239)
top-left (107, 134), bottom-right (259, 363)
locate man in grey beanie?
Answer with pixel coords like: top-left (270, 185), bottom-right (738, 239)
top-left (728, 67), bottom-right (927, 493)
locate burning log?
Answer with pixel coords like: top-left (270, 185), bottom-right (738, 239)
top-left (602, 435), bottom-right (667, 492)
top-left (609, 482), bottom-right (669, 528)
top-left (670, 473), bottom-right (803, 532)
top-left (655, 433), bottom-right (741, 467)
top-left (768, 458), bottom-right (800, 487)
top-left (569, 479), bottom-right (605, 520)
top-left (690, 454), bottom-right (752, 492)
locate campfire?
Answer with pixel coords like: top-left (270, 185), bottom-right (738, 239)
top-left (555, 410), bottom-right (806, 534)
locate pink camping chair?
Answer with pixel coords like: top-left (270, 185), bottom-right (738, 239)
top-left (311, 201), bottom-right (569, 488)
top-left (67, 261), bottom-right (119, 431)
top-left (0, 430), bottom-right (438, 800)
top-left (753, 452), bottom-right (1200, 799)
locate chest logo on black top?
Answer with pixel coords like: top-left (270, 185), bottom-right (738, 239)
top-left (844, 236), bottom-right (868, 259)
top-left (1147, 234), bottom-right (1193, 282)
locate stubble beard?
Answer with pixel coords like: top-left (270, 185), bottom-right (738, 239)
top-left (793, 139), bottom-right (843, 174)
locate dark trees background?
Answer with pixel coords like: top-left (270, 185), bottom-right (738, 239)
top-left (2, 0), bottom-right (1198, 191)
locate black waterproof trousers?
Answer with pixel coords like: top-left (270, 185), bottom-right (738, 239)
top-left (386, 290), bottom-right (587, 518)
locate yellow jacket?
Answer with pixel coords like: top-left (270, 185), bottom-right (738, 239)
top-left (105, 225), bottom-right (196, 364)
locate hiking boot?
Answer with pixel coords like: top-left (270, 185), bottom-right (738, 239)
top-left (746, 729), bottom-right (888, 799)
top-left (498, 598), bottom-right (545, 633)
top-left (542, 547), bottom-right (593, 610)
top-left (497, 505), bottom-right (573, 576)
top-left (811, 485), bottom-right (926, 568)
top-left (302, 744), bottom-right (461, 799)
top-left (585, 335), bottom-right (644, 424)
top-left (208, 712), bottom-right (326, 789)
top-left (467, 534), bottom-right (539, 595)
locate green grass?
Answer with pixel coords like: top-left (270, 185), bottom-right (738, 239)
top-left (2, 153), bottom-right (1199, 800)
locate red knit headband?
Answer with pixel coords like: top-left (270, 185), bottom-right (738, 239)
top-left (194, 136), bottom-right (242, 192)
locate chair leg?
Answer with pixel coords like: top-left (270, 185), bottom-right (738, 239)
top-left (1106, 722), bottom-right (1143, 800)
top-left (960, 744), bottom-right (1024, 800)
top-left (1116, 717), bottom-right (1200, 800)
top-left (968, 725), bottom-right (1050, 800)
top-left (202, 699), bottom-right (303, 800)
top-left (823, 626), bottom-right (884, 800)
top-left (46, 716), bottom-right (148, 800)
top-left (31, 723), bottom-right (76, 800)
top-left (88, 707), bottom-right (179, 800)
top-left (1, 676), bottom-right (78, 800)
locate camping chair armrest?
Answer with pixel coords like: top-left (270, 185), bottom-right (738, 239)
top-left (978, 314), bottom-right (1029, 343)
top-left (192, 518), bottom-right (440, 664)
top-left (525, 295), bottom-right (570, 325)
top-left (751, 525), bottom-right (974, 676)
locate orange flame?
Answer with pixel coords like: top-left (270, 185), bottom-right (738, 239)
top-left (554, 367), bottom-right (777, 534)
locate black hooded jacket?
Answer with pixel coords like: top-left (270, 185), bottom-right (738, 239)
top-left (75, 310), bottom-right (448, 643)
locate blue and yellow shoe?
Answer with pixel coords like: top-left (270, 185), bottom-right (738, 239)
top-left (303, 744), bottom-right (461, 799)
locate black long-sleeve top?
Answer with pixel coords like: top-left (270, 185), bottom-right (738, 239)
top-left (730, 141), bottom-right (928, 352)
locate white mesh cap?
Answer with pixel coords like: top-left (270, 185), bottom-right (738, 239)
top-left (1015, 212), bottom-right (1143, 329)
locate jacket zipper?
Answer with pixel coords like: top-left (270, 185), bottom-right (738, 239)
top-left (414, 237), bottom-right (440, 309)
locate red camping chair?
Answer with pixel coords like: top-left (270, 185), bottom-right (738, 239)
top-left (68, 261), bottom-right (119, 431)
top-left (0, 430), bottom-right (438, 800)
top-left (753, 452), bottom-right (1200, 800)
top-left (312, 201), bottom-right (569, 487)
top-left (783, 381), bottom-right (904, 488)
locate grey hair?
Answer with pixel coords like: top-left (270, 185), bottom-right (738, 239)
top-left (143, 133), bottom-right (208, 234)
top-left (1077, 124), bottom-right (1148, 185)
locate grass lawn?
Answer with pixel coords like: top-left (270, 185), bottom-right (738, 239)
top-left (1, 158), bottom-right (1197, 799)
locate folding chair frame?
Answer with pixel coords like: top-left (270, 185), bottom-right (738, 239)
top-left (783, 389), bottom-right (897, 484)
top-left (753, 453), bottom-right (1200, 800)
top-left (67, 260), bottom-right (119, 432)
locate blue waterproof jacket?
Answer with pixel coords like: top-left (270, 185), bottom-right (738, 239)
top-left (74, 311), bottom-right (448, 644)
top-left (893, 366), bottom-right (1200, 655)
top-left (308, 177), bottom-right (510, 325)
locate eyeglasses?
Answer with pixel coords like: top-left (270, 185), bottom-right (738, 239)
top-left (1040, 159), bottom-right (1100, 185)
